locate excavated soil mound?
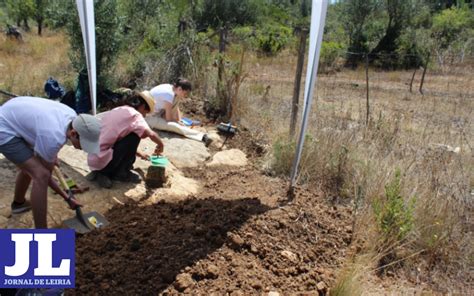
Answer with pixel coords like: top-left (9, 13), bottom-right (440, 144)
top-left (70, 168), bottom-right (353, 295)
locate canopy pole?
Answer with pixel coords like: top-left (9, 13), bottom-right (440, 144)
top-left (289, 0), bottom-right (329, 193)
top-left (76, 0), bottom-right (97, 115)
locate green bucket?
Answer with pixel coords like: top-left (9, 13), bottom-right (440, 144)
top-left (150, 155), bottom-right (168, 167)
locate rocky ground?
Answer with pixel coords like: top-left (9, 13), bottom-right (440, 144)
top-left (0, 114), bottom-right (355, 295)
top-left (70, 166), bottom-right (353, 295)
top-left (1, 97), bottom-right (469, 294)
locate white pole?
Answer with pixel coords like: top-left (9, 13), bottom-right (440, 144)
top-left (76, 0), bottom-right (97, 115)
top-left (289, 0), bottom-right (329, 188)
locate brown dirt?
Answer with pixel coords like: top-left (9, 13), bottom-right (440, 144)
top-left (68, 99), bottom-right (354, 295)
top-left (69, 167), bottom-right (354, 295)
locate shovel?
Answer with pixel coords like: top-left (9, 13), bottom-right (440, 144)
top-left (53, 167), bottom-right (109, 234)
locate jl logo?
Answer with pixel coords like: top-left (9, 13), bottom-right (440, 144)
top-left (0, 229), bottom-right (75, 288)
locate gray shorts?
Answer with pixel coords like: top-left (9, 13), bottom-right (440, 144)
top-left (0, 137), bottom-right (34, 164)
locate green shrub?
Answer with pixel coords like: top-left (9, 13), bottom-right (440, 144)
top-left (269, 136), bottom-right (297, 177)
top-left (256, 23), bottom-right (293, 55)
top-left (65, 0), bottom-right (122, 90)
top-left (234, 24), bottom-right (293, 56)
top-left (319, 41), bottom-right (344, 73)
top-left (431, 7), bottom-right (474, 66)
top-left (232, 26), bottom-right (258, 48)
top-left (373, 169), bottom-right (416, 243)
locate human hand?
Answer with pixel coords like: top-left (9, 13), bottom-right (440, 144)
top-left (136, 151), bottom-right (150, 160)
top-left (66, 194), bottom-right (83, 210)
top-left (154, 144), bottom-right (164, 155)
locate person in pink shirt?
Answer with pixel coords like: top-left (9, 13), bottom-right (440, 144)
top-left (87, 91), bottom-right (164, 188)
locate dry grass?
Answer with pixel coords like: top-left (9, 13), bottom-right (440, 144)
top-left (233, 49), bottom-right (473, 293)
top-left (329, 253), bottom-right (377, 296)
top-left (2, 30), bottom-right (472, 292)
top-left (0, 29), bottom-right (74, 101)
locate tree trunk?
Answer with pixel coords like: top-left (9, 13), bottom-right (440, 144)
top-left (177, 18), bottom-right (187, 35)
top-left (228, 49), bottom-right (246, 120)
top-left (289, 28), bottom-right (308, 137)
top-left (37, 17), bottom-right (43, 36)
top-left (216, 27), bottom-right (228, 116)
top-left (371, 25), bottom-right (400, 53)
top-left (345, 30), bottom-right (367, 67)
top-left (370, 17), bottom-right (402, 67)
top-left (23, 18), bottom-right (30, 31)
top-left (409, 68), bottom-right (417, 92)
top-left (365, 54), bottom-right (370, 125)
top-left (419, 56), bottom-right (429, 95)
top-left (36, 0), bottom-right (44, 36)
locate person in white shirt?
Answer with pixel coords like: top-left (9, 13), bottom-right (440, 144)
top-left (0, 96), bottom-right (101, 228)
top-left (146, 78), bottom-right (212, 146)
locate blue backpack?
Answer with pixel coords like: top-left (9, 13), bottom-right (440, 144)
top-left (44, 77), bottom-right (65, 99)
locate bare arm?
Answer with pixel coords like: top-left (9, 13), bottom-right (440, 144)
top-left (49, 177), bottom-right (69, 199)
top-left (163, 101), bottom-right (182, 122)
top-left (176, 107), bottom-right (182, 122)
top-left (143, 129), bottom-right (164, 155)
top-left (38, 157), bottom-right (68, 199)
top-left (136, 150), bottom-right (149, 160)
top-left (163, 102), bottom-right (175, 122)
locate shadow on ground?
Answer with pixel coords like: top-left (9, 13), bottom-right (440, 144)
top-left (70, 197), bottom-right (270, 295)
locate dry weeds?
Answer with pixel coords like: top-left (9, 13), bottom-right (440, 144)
top-left (0, 29), bottom-right (74, 101)
top-left (234, 49), bottom-right (473, 293)
top-left (2, 33), bottom-right (472, 293)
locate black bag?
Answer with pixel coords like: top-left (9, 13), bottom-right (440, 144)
top-left (44, 77), bottom-right (65, 99)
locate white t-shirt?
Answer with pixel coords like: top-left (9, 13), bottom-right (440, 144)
top-left (149, 84), bottom-right (175, 113)
top-left (0, 96), bottom-right (76, 163)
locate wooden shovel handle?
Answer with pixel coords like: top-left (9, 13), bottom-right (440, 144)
top-left (53, 166), bottom-right (70, 191)
top-left (53, 167), bottom-right (83, 209)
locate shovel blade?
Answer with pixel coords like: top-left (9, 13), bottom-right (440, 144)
top-left (62, 211), bottom-right (109, 234)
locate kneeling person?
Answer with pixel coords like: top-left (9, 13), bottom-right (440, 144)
top-left (0, 96), bottom-right (101, 228)
top-left (87, 91), bottom-right (164, 188)
top-left (146, 78), bottom-right (212, 146)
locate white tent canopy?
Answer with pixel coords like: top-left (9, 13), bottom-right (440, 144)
top-left (76, 0), bottom-right (97, 115)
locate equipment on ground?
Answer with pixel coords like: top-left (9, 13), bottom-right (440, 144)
top-left (146, 155), bottom-right (168, 188)
top-left (217, 122), bottom-right (237, 135)
top-left (44, 77), bottom-right (66, 100)
top-left (217, 122), bottom-right (237, 149)
top-left (53, 167), bottom-right (109, 234)
top-left (180, 117), bottom-right (201, 127)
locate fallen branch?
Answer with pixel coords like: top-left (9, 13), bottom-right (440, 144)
top-left (0, 89), bottom-right (18, 98)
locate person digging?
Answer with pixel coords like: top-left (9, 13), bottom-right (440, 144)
top-left (145, 78), bottom-right (213, 147)
top-left (0, 96), bottom-right (101, 228)
top-left (87, 91), bottom-right (164, 188)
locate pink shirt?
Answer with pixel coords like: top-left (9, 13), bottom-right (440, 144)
top-left (88, 106), bottom-right (150, 171)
